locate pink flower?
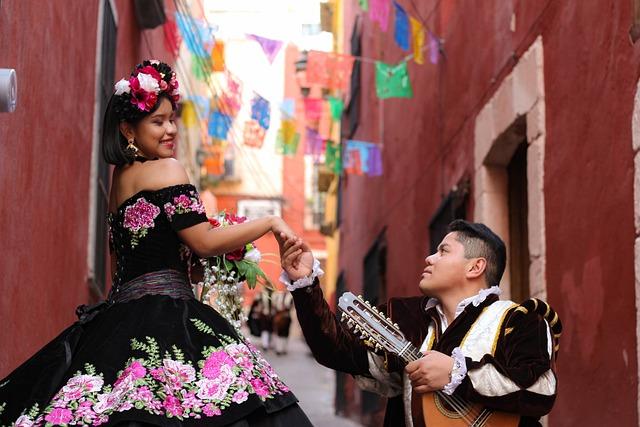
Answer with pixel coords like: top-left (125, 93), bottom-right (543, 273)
top-left (137, 65), bottom-right (162, 82)
top-left (129, 77), bottom-right (158, 112)
top-left (62, 374), bottom-right (104, 400)
top-left (163, 395), bottom-right (184, 417)
top-left (44, 408), bottom-right (73, 425)
top-left (203, 404), bottom-right (222, 417)
top-left (251, 378), bottom-right (270, 398)
top-left (164, 202), bottom-right (176, 218)
top-left (226, 247), bottom-right (246, 261)
top-left (115, 360), bottom-right (147, 386)
top-left (195, 378), bottom-right (230, 401)
top-left (174, 194), bottom-right (192, 209)
top-left (225, 212), bottom-right (247, 224)
top-left (232, 389), bottom-right (249, 403)
top-left (162, 359), bottom-right (196, 389)
top-left (209, 218), bottom-right (221, 228)
top-left (202, 350), bottom-right (235, 379)
top-left (150, 367), bottom-right (165, 382)
top-left (123, 198), bottom-right (160, 233)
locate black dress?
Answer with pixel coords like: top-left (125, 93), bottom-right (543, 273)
top-left (0, 184), bottom-right (312, 427)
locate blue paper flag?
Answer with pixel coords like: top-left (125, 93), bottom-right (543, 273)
top-left (208, 111), bottom-right (232, 139)
top-left (250, 94), bottom-right (271, 130)
top-left (393, 2), bottom-right (410, 51)
top-left (280, 99), bottom-right (296, 119)
top-left (175, 12), bottom-right (216, 58)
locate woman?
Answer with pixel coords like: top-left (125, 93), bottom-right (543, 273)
top-left (0, 60), bottom-right (312, 426)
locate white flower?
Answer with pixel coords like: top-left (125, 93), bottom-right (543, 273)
top-left (244, 248), bottom-right (261, 263)
top-left (14, 415), bottom-right (34, 427)
top-left (114, 79), bottom-right (130, 95)
top-left (150, 59), bottom-right (160, 65)
top-left (136, 73), bottom-right (160, 93)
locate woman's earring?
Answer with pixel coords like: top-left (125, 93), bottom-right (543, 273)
top-left (126, 138), bottom-right (139, 156)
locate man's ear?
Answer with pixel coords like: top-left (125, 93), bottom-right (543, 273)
top-left (466, 257), bottom-right (487, 280)
top-left (119, 122), bottom-right (135, 141)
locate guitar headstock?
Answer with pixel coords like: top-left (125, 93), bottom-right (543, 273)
top-left (338, 292), bottom-right (408, 356)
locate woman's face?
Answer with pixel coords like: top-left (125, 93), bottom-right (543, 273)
top-left (122, 97), bottom-right (177, 159)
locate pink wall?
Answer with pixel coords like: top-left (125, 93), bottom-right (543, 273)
top-left (340, 0), bottom-right (640, 424)
top-left (0, 1), bottom-right (174, 377)
top-left (0, 1), bottom-right (99, 376)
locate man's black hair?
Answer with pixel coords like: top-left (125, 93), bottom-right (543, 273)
top-left (448, 220), bottom-right (507, 287)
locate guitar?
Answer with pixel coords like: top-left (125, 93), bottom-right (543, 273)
top-left (337, 292), bottom-right (519, 427)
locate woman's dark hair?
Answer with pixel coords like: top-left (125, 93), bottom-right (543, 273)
top-left (101, 92), bottom-right (174, 167)
top-left (101, 60), bottom-right (179, 167)
top-left (448, 219), bottom-right (507, 287)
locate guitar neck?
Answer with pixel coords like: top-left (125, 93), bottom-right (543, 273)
top-left (395, 339), bottom-right (423, 364)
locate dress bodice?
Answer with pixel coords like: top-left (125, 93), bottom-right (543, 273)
top-left (107, 184), bottom-right (208, 286)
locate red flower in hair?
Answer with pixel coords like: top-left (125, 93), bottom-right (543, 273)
top-left (129, 77), bottom-right (158, 111)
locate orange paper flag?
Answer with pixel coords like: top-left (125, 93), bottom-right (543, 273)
top-left (212, 40), bottom-right (226, 72)
top-left (410, 17), bottom-right (425, 65)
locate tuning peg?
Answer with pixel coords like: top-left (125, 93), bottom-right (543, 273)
top-left (394, 323), bottom-right (400, 329)
top-left (364, 300), bottom-right (371, 307)
top-left (340, 313), bottom-right (347, 321)
top-left (375, 344), bottom-right (382, 351)
top-left (372, 306), bottom-right (379, 313)
top-left (357, 294), bottom-right (363, 300)
top-left (346, 319), bottom-right (354, 328)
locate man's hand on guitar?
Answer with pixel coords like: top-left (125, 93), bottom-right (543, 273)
top-left (280, 235), bottom-right (314, 281)
top-left (405, 350), bottom-right (455, 393)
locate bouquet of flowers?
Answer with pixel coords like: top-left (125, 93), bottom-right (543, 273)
top-left (197, 212), bottom-right (273, 330)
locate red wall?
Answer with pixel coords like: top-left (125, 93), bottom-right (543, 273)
top-left (340, 1), bottom-right (640, 424)
top-left (0, 1), bottom-right (174, 377)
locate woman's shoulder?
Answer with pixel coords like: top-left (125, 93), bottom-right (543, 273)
top-left (139, 158), bottom-right (191, 189)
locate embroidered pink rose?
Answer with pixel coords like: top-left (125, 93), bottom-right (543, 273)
top-left (14, 415), bottom-right (34, 427)
top-left (164, 191), bottom-right (206, 220)
top-left (44, 408), bottom-right (73, 425)
top-left (162, 359), bottom-right (196, 389)
top-left (123, 198), bottom-right (160, 248)
top-left (232, 389), bottom-right (249, 403)
top-left (163, 395), bottom-right (184, 417)
top-left (202, 350), bottom-right (235, 379)
top-left (203, 404), bottom-right (222, 417)
top-left (196, 378), bottom-right (230, 401)
top-left (115, 360), bottom-right (147, 386)
top-left (250, 378), bottom-right (270, 398)
top-left (61, 373), bottom-right (104, 401)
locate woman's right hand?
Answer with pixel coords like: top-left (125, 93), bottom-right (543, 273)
top-left (270, 217), bottom-right (296, 242)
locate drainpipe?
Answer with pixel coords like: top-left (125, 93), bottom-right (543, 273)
top-left (0, 68), bottom-right (17, 113)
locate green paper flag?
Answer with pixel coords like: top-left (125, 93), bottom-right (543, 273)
top-left (375, 60), bottom-right (413, 99)
top-left (328, 97), bottom-right (344, 121)
top-left (358, 0), bottom-right (369, 12)
top-left (325, 140), bottom-right (343, 174)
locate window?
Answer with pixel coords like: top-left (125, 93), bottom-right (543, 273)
top-left (90, 0), bottom-right (117, 299)
top-left (507, 142), bottom-right (530, 303)
top-left (429, 182), bottom-right (469, 254)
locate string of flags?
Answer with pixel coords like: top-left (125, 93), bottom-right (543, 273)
top-left (171, 0), bottom-right (443, 179)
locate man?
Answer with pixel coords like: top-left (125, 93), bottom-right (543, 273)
top-left (279, 220), bottom-right (560, 427)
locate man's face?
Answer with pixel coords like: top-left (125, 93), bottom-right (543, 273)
top-left (418, 232), bottom-right (469, 296)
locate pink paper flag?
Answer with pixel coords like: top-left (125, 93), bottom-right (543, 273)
top-left (429, 31), bottom-right (439, 64)
top-left (304, 98), bottom-right (324, 121)
top-left (248, 34), bottom-right (284, 63)
top-left (369, 0), bottom-right (391, 32)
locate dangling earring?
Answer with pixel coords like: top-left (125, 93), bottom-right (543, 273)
top-left (126, 138), bottom-right (139, 156)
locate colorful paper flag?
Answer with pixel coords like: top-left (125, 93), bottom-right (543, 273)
top-left (329, 54), bottom-right (355, 92)
top-left (325, 140), bottom-right (343, 174)
top-left (191, 55), bottom-right (212, 82)
top-left (276, 120), bottom-right (300, 155)
top-left (367, 144), bottom-right (383, 176)
top-left (251, 94), bottom-right (271, 130)
top-left (369, 0), bottom-right (390, 32)
top-left (189, 95), bottom-right (210, 119)
top-left (358, 0), bottom-right (369, 12)
top-left (280, 99), bottom-right (296, 119)
top-left (306, 51), bottom-right (354, 92)
top-left (410, 17), bottom-right (425, 65)
top-left (163, 17), bottom-right (181, 59)
top-left (247, 34), bottom-right (284, 63)
top-left (305, 128), bottom-right (326, 163)
top-left (429, 31), bottom-right (439, 64)
top-left (328, 97), bottom-right (344, 121)
top-left (304, 98), bottom-right (324, 121)
top-left (203, 145), bottom-right (225, 175)
top-left (208, 111), bottom-right (232, 139)
top-left (243, 120), bottom-right (267, 148)
top-left (211, 40), bottom-right (226, 72)
top-left (393, 2), bottom-right (410, 51)
top-left (375, 61), bottom-right (413, 99)
top-left (181, 101), bottom-right (198, 128)
top-left (175, 12), bottom-right (215, 58)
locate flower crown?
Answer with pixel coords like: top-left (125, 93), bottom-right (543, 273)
top-left (112, 60), bottom-right (180, 121)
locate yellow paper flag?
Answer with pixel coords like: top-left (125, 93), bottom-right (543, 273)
top-left (181, 101), bottom-right (198, 128)
top-left (410, 17), bottom-right (425, 65)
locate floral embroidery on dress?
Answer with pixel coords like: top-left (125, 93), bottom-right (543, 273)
top-left (123, 198), bottom-right (161, 248)
top-left (164, 191), bottom-right (206, 221)
top-left (6, 319), bottom-right (289, 426)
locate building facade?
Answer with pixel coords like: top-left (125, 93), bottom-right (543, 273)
top-left (335, 1), bottom-right (640, 425)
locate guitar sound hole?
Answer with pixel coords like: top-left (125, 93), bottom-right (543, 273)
top-left (434, 393), bottom-right (472, 419)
